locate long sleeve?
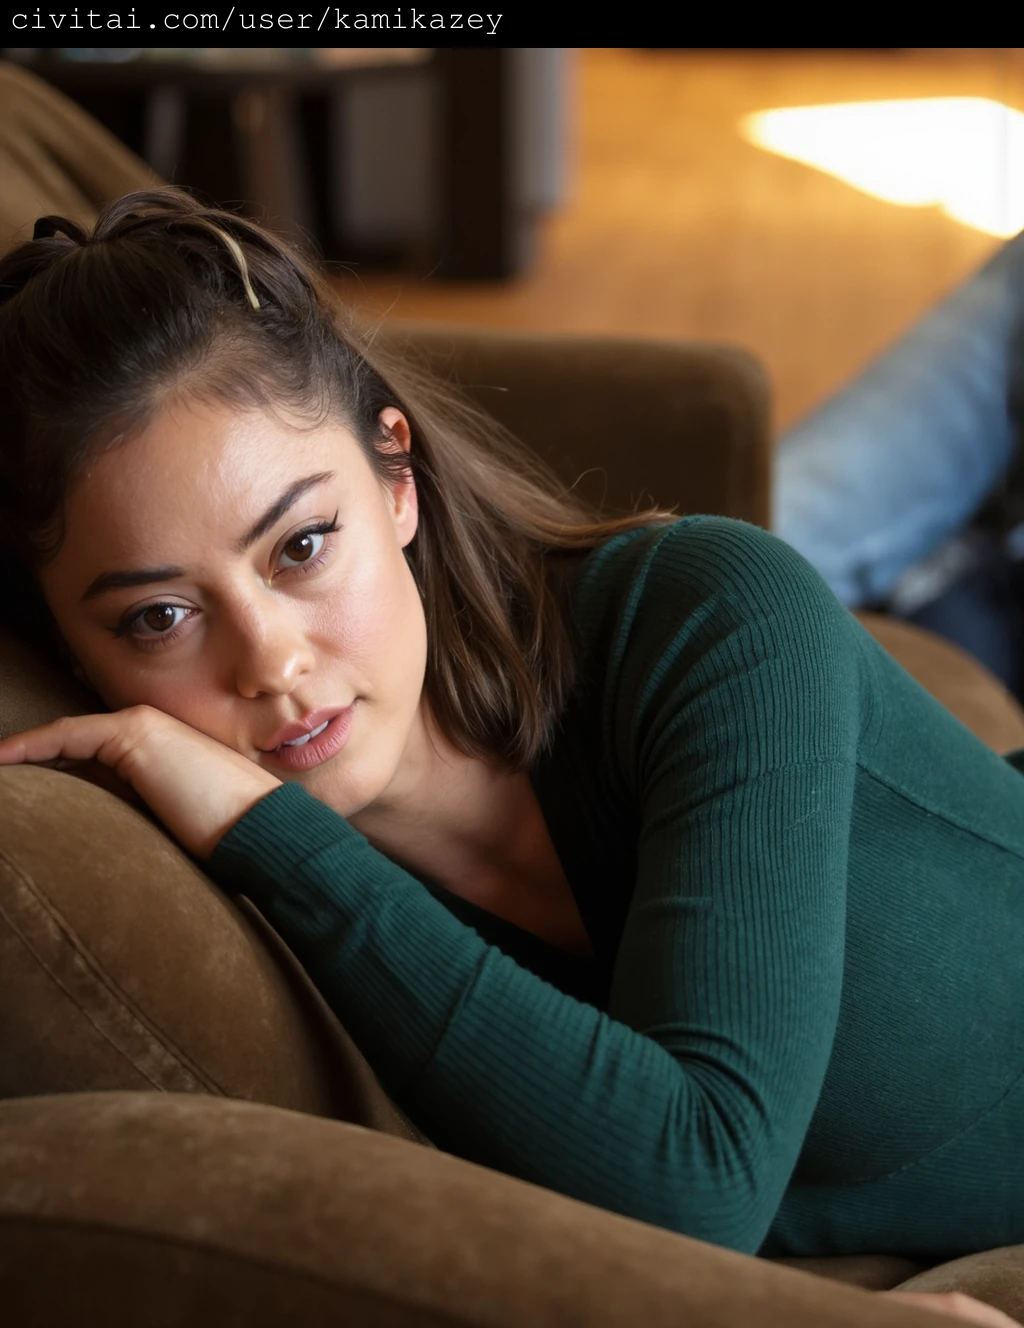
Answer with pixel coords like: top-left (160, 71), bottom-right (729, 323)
top-left (207, 517), bottom-right (863, 1254)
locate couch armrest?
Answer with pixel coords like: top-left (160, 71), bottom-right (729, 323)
top-left (377, 322), bottom-right (772, 526)
top-left (0, 1091), bottom-right (956, 1328)
top-left (0, 60), bottom-right (155, 252)
top-left (856, 611), bottom-right (1024, 754)
top-left (0, 763), bottom-right (421, 1141)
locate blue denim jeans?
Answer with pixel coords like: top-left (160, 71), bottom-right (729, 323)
top-left (773, 231), bottom-right (1024, 693)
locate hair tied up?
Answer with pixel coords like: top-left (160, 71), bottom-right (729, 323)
top-left (210, 226), bottom-right (261, 310)
top-left (32, 216), bottom-right (88, 244)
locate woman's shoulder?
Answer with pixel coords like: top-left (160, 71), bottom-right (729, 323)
top-left (563, 517), bottom-right (866, 769)
top-left (572, 515), bottom-right (847, 636)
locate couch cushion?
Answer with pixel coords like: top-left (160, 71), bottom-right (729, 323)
top-left (0, 632), bottom-right (96, 738)
top-left (771, 1254), bottom-right (925, 1291)
top-left (773, 1247), bottom-right (1024, 1322)
top-left (895, 1246), bottom-right (1024, 1323)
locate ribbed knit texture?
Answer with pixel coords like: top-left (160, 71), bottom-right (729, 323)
top-left (208, 517), bottom-right (1024, 1260)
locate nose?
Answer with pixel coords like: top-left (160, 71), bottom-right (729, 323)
top-left (229, 599), bottom-right (315, 700)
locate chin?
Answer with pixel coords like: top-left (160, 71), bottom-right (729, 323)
top-left (299, 757), bottom-right (394, 821)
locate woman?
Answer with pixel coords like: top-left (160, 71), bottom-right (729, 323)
top-left (0, 189), bottom-right (1020, 1327)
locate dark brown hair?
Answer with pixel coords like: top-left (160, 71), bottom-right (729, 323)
top-left (0, 188), bottom-right (674, 768)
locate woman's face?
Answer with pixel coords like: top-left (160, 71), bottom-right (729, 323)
top-left (37, 395), bottom-right (428, 819)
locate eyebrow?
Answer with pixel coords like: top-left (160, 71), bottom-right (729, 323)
top-left (79, 471), bottom-right (336, 603)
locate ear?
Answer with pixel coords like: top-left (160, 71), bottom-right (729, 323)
top-left (378, 407), bottom-right (419, 550)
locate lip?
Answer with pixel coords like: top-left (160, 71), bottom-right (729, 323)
top-left (260, 705), bottom-right (356, 771)
top-left (262, 708), bottom-right (347, 753)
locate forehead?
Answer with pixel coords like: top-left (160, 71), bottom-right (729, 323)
top-left (64, 399), bottom-right (358, 553)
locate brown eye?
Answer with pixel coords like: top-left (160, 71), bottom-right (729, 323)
top-left (120, 603), bottom-right (190, 642)
top-left (284, 533), bottom-right (316, 563)
top-left (278, 528), bottom-right (328, 569)
top-left (141, 605), bottom-right (178, 633)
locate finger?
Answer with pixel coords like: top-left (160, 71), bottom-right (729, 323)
top-left (0, 706), bottom-right (162, 770)
top-left (0, 712), bottom-right (142, 770)
top-left (0, 716), bottom-right (108, 766)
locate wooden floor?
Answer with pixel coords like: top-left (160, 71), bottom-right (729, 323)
top-left (339, 48), bottom-right (1023, 433)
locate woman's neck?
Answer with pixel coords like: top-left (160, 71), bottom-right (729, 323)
top-left (349, 729), bottom-right (530, 896)
top-left (347, 711), bottom-right (592, 957)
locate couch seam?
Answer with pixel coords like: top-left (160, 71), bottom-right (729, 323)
top-left (0, 845), bottom-right (227, 1096)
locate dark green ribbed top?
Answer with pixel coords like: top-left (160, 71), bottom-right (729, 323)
top-left (208, 516), bottom-right (1024, 1261)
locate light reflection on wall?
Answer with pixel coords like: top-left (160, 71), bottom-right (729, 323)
top-left (741, 99), bottom-right (1024, 237)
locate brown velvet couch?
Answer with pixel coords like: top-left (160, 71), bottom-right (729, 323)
top-left (2, 57), bottom-right (1024, 1328)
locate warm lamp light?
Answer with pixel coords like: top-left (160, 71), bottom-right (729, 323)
top-left (741, 98), bottom-right (1024, 237)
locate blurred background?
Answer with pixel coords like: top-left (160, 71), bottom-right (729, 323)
top-left (4, 46), bottom-right (1023, 433)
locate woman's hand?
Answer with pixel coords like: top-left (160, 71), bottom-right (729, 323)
top-left (883, 1290), bottom-right (1021, 1326)
top-left (0, 707), bottom-right (281, 860)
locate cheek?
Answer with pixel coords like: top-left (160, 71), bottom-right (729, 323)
top-left (61, 617), bottom-right (225, 726)
top-left (312, 550), bottom-right (424, 673)
top-left (93, 662), bottom-right (225, 731)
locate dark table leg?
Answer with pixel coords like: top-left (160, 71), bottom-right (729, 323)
top-left (433, 48), bottom-right (534, 280)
